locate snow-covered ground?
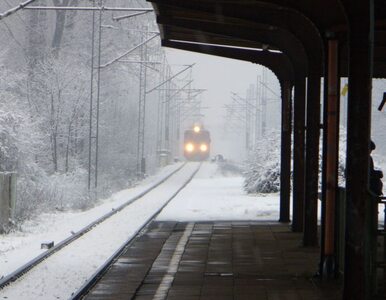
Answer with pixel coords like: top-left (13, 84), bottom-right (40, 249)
top-left (0, 163), bottom-right (183, 281)
top-left (0, 162), bottom-right (199, 300)
top-left (158, 161), bottom-right (386, 224)
top-left (1, 160), bottom-right (384, 299)
top-left (157, 162), bottom-right (281, 221)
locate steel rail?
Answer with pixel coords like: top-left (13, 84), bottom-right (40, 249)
top-left (69, 163), bottom-right (201, 300)
top-left (0, 163), bottom-right (187, 290)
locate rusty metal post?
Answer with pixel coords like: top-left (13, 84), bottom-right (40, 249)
top-left (322, 39), bottom-right (339, 276)
top-left (303, 70), bottom-right (321, 247)
top-left (279, 80), bottom-right (292, 223)
top-left (343, 1), bottom-right (374, 299)
top-left (292, 77), bottom-right (306, 232)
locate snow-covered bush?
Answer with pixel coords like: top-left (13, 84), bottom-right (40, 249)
top-left (337, 128), bottom-right (347, 186)
top-left (45, 168), bottom-right (90, 211)
top-left (244, 130), bottom-right (281, 193)
top-left (244, 128), bottom-right (348, 195)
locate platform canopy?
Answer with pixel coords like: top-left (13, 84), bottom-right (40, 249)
top-left (148, 0), bottom-right (386, 79)
top-left (148, 1), bottom-right (386, 300)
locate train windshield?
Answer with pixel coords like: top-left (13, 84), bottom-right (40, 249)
top-left (184, 130), bottom-right (210, 143)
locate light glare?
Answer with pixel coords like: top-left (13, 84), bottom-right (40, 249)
top-left (193, 126), bottom-right (201, 133)
top-left (185, 143), bottom-right (194, 152)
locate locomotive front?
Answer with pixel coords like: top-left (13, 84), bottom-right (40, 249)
top-left (183, 125), bottom-right (211, 161)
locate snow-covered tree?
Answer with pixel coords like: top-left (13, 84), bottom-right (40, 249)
top-left (0, 0), bottom-right (170, 223)
top-left (243, 127), bottom-right (348, 194)
top-left (244, 130), bottom-right (281, 193)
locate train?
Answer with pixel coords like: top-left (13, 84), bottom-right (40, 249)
top-left (183, 125), bottom-right (211, 161)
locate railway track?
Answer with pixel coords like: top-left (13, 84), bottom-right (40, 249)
top-left (0, 162), bottom-right (196, 294)
top-left (70, 163), bottom-right (201, 300)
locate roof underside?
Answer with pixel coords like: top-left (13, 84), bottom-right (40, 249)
top-left (148, 0), bottom-right (386, 80)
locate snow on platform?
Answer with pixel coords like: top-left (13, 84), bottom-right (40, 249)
top-left (157, 162), bottom-right (281, 221)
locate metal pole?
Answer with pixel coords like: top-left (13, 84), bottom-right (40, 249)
top-left (170, 96), bottom-right (175, 158)
top-left (158, 55), bottom-right (166, 154)
top-left (136, 29), bottom-right (149, 176)
top-left (88, 5), bottom-right (96, 191)
top-left (261, 68), bottom-right (267, 137)
top-left (94, 2), bottom-right (103, 189)
top-left (292, 76), bottom-right (306, 232)
top-left (156, 62), bottom-right (163, 153)
top-left (245, 87), bottom-right (250, 152)
top-left (279, 80), bottom-right (292, 223)
top-left (141, 40), bottom-right (148, 174)
top-left (343, 2), bottom-right (374, 299)
top-left (255, 75), bottom-right (261, 143)
top-left (176, 96), bottom-right (181, 158)
top-left (303, 67), bottom-right (322, 247)
top-left (136, 35), bottom-right (144, 176)
top-left (165, 67), bottom-right (171, 157)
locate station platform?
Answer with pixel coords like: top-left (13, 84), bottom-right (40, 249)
top-left (84, 221), bottom-right (342, 300)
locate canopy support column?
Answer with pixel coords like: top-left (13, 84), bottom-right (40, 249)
top-left (292, 77), bottom-right (306, 232)
top-left (343, 1), bottom-right (374, 299)
top-left (322, 39), bottom-right (340, 276)
top-left (303, 70), bottom-right (321, 246)
top-left (279, 80), bottom-right (292, 223)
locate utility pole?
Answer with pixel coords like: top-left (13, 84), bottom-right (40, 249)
top-left (227, 92), bottom-right (258, 154)
top-left (88, 0), bottom-right (103, 193)
top-left (261, 68), bottom-right (267, 137)
top-left (245, 85), bottom-right (254, 153)
top-left (164, 67), bottom-right (171, 160)
top-left (136, 31), bottom-right (148, 178)
top-left (255, 75), bottom-right (261, 143)
top-left (156, 55), bottom-right (166, 165)
top-left (144, 64), bottom-right (194, 164)
top-left (82, 1), bottom-right (156, 191)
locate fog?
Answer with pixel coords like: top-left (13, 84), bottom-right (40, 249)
top-left (165, 47), bottom-right (281, 162)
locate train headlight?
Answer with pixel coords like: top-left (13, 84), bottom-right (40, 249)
top-left (200, 144), bottom-right (208, 152)
top-left (193, 125), bottom-right (201, 133)
top-left (185, 143), bottom-right (194, 152)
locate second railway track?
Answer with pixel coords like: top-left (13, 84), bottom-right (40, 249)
top-left (70, 162), bottom-right (201, 300)
top-left (0, 162), bottom-right (200, 299)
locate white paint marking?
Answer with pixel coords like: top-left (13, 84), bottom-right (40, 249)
top-left (152, 223), bottom-right (194, 300)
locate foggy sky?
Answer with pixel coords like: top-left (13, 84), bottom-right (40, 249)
top-left (165, 47), bottom-right (281, 160)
